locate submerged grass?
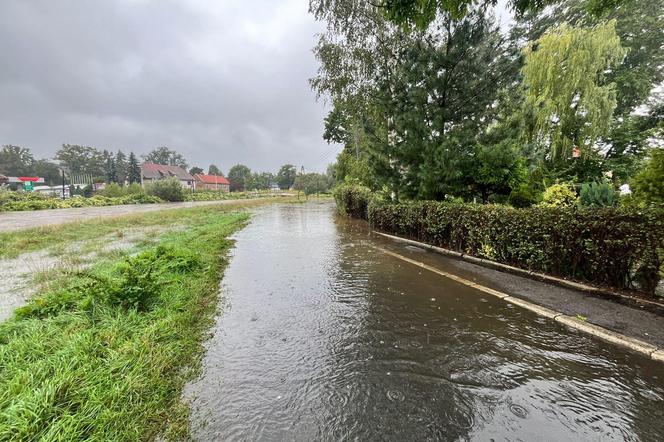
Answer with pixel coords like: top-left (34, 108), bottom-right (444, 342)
top-left (0, 198), bottom-right (291, 259)
top-left (0, 208), bottom-right (249, 440)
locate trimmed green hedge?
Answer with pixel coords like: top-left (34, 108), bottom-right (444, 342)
top-left (336, 185), bottom-right (664, 295)
top-left (333, 184), bottom-right (372, 219)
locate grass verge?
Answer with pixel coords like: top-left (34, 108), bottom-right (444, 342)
top-left (0, 199), bottom-right (290, 259)
top-left (0, 208), bottom-right (249, 440)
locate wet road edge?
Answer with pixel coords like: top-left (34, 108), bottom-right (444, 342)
top-left (373, 239), bottom-right (664, 364)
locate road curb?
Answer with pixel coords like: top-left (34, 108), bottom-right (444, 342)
top-left (372, 244), bottom-right (663, 364)
top-left (373, 231), bottom-right (664, 309)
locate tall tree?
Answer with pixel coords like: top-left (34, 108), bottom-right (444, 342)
top-left (522, 21), bottom-right (626, 164)
top-left (208, 164), bottom-right (223, 176)
top-left (115, 150), bottom-right (128, 185)
top-left (55, 144), bottom-right (104, 175)
top-left (276, 164), bottom-right (297, 189)
top-left (189, 166), bottom-right (204, 175)
top-left (142, 146), bottom-right (188, 169)
top-left (227, 164), bottom-right (251, 192)
top-left (127, 152), bottom-right (141, 184)
top-left (0, 145), bottom-right (34, 176)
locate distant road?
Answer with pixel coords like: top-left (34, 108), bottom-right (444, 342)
top-left (0, 200), bottom-right (258, 233)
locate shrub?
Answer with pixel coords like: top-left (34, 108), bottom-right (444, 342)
top-left (508, 184), bottom-right (540, 208)
top-left (631, 148), bottom-right (664, 207)
top-left (333, 184), bottom-right (372, 219)
top-left (579, 182), bottom-right (617, 207)
top-left (0, 190), bottom-right (162, 212)
top-left (539, 183), bottom-right (577, 207)
top-left (119, 193), bottom-right (163, 205)
top-left (100, 182), bottom-right (125, 198)
top-left (145, 177), bottom-right (185, 202)
top-left (365, 199), bottom-right (664, 295)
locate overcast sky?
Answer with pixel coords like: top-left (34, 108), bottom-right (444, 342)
top-left (0, 0), bottom-right (341, 173)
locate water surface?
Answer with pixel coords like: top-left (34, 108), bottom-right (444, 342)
top-left (187, 202), bottom-right (664, 441)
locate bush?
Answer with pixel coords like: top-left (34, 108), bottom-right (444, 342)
top-left (100, 183), bottom-right (125, 198)
top-left (0, 190), bottom-right (162, 212)
top-left (333, 184), bottom-right (372, 219)
top-left (508, 184), bottom-right (540, 208)
top-left (579, 182), bottom-right (617, 207)
top-left (145, 177), bottom-right (186, 202)
top-left (631, 148), bottom-right (664, 207)
top-left (365, 199), bottom-right (664, 295)
top-left (539, 183), bottom-right (577, 207)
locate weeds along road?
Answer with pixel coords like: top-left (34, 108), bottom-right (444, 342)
top-left (0, 199), bottom-right (268, 232)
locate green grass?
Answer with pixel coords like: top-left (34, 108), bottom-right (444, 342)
top-left (0, 208), bottom-right (250, 440)
top-left (0, 199), bottom-right (285, 259)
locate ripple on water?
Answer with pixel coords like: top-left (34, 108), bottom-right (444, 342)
top-left (509, 403), bottom-right (529, 419)
top-left (386, 390), bottom-right (405, 402)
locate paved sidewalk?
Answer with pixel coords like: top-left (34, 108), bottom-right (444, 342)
top-left (375, 232), bottom-right (664, 351)
top-left (0, 200), bottom-right (254, 232)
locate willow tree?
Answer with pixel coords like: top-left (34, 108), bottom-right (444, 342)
top-left (522, 21), bottom-right (626, 164)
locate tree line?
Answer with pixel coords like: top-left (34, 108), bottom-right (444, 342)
top-left (312, 0), bottom-right (663, 206)
top-left (1, 144), bottom-right (334, 194)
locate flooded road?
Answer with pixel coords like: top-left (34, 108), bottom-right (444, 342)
top-left (187, 202), bottom-right (664, 441)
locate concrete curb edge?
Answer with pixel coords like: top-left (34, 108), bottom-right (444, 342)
top-left (373, 231), bottom-right (664, 309)
top-left (372, 242), bottom-right (663, 363)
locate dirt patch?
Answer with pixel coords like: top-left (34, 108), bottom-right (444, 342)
top-left (0, 225), bottom-right (183, 322)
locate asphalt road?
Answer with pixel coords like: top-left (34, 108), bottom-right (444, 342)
top-left (0, 200), bottom-right (251, 232)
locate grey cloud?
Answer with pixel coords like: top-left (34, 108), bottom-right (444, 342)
top-left (0, 0), bottom-right (341, 172)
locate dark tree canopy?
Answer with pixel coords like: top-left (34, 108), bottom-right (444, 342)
top-left (276, 164), bottom-right (297, 189)
top-left (227, 164), bottom-right (251, 192)
top-left (142, 146), bottom-right (188, 169)
top-left (208, 164), bottom-right (223, 176)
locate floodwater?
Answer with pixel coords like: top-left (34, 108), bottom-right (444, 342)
top-left (187, 202), bottom-right (664, 441)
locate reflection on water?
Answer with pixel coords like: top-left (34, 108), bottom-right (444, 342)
top-left (186, 202), bottom-right (664, 441)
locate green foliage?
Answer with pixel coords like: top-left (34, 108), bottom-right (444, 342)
top-left (100, 182), bottom-right (124, 198)
top-left (0, 145), bottom-right (35, 176)
top-left (366, 199), bottom-right (664, 294)
top-left (55, 144), bottom-right (105, 175)
top-left (0, 209), bottom-right (248, 439)
top-left (145, 177), bottom-right (185, 202)
top-left (473, 142), bottom-right (527, 203)
top-left (127, 152), bottom-right (141, 184)
top-left (333, 183), bottom-right (372, 218)
top-left (539, 183), bottom-right (577, 208)
top-left (508, 184), bottom-right (541, 208)
top-left (522, 21), bottom-right (626, 162)
top-left (631, 148), bottom-right (664, 207)
top-left (293, 173), bottom-right (330, 197)
top-left (142, 146), bottom-right (188, 169)
top-left (208, 164), bottom-right (223, 176)
top-left (579, 182), bottom-right (617, 207)
top-left (276, 164), bottom-right (297, 190)
top-left (227, 164), bottom-right (251, 192)
top-left (332, 151), bottom-right (377, 189)
top-left (0, 191), bottom-right (164, 212)
top-left (245, 172), bottom-right (274, 191)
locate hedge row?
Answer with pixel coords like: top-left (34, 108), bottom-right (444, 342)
top-left (0, 192), bottom-right (163, 212)
top-left (335, 185), bottom-right (664, 295)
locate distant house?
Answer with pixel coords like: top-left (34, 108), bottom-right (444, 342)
top-left (5, 176), bottom-right (45, 190)
top-left (141, 163), bottom-right (195, 190)
top-left (194, 174), bottom-right (230, 192)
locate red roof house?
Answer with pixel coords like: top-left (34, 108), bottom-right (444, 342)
top-left (194, 174), bottom-right (230, 192)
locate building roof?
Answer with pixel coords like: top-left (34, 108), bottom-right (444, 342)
top-left (194, 174), bottom-right (230, 185)
top-left (141, 163), bottom-right (194, 181)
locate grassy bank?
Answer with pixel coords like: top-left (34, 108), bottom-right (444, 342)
top-left (0, 199), bottom-right (288, 259)
top-left (0, 207), bottom-right (249, 440)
